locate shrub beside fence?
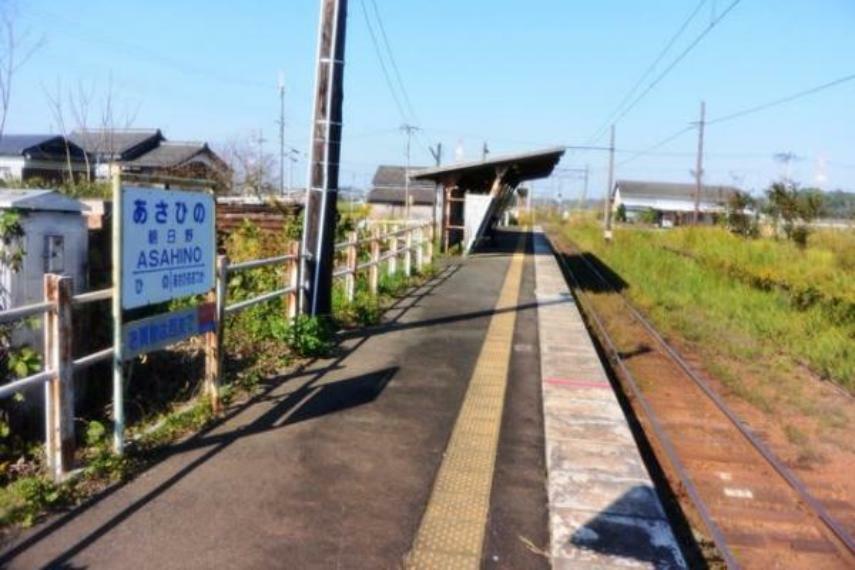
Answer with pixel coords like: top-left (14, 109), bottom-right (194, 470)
top-left (0, 220), bottom-right (433, 481)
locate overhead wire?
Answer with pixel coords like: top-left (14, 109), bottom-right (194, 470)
top-left (609, 0), bottom-right (743, 127)
top-left (367, 0), bottom-right (420, 124)
top-left (587, 0), bottom-right (709, 145)
top-left (358, 0), bottom-right (411, 124)
top-left (707, 72), bottom-right (855, 125)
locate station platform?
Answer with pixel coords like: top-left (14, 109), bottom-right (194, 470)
top-left (533, 230), bottom-right (686, 569)
top-left (0, 228), bottom-right (686, 569)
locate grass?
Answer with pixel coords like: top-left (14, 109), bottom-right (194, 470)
top-left (555, 219), bottom-right (854, 391)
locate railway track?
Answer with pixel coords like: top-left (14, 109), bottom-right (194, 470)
top-left (547, 232), bottom-right (855, 569)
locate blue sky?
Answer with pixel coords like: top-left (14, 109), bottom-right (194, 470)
top-left (7, 0), bottom-right (855, 198)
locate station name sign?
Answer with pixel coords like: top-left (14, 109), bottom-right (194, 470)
top-left (121, 187), bottom-right (215, 309)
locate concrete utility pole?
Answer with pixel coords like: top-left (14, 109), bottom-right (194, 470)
top-left (401, 125), bottom-right (420, 220)
top-left (603, 124), bottom-right (616, 241)
top-left (401, 124), bottom-right (419, 220)
top-left (576, 164), bottom-right (590, 211)
top-left (301, 0), bottom-right (348, 316)
top-left (255, 129), bottom-right (267, 194)
top-left (429, 142), bottom-right (442, 242)
top-left (693, 101), bottom-right (706, 224)
top-left (278, 72), bottom-right (286, 195)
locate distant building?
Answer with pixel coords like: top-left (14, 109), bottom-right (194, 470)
top-left (0, 135), bottom-right (91, 184)
top-left (70, 128), bottom-right (164, 178)
top-left (70, 129), bottom-right (231, 190)
top-left (613, 179), bottom-right (741, 226)
top-left (366, 165), bottom-right (436, 220)
top-left (123, 141), bottom-right (231, 188)
top-left (0, 189), bottom-right (89, 351)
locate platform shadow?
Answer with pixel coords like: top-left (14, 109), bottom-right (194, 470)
top-left (557, 251), bottom-right (628, 294)
top-left (0, 266), bottom-right (453, 568)
top-left (565, 485), bottom-right (687, 568)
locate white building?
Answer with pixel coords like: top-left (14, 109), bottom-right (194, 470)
top-left (613, 180), bottom-right (740, 226)
top-left (0, 190), bottom-right (89, 351)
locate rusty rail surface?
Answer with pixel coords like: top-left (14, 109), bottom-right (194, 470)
top-left (547, 232), bottom-right (855, 568)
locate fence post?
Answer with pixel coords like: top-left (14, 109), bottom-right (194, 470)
top-left (204, 255), bottom-right (227, 414)
top-left (345, 231), bottom-right (358, 303)
top-left (286, 242), bottom-right (300, 319)
top-left (44, 274), bottom-right (74, 482)
top-left (369, 226), bottom-right (380, 296)
top-left (415, 226), bottom-right (424, 272)
top-left (426, 223), bottom-right (434, 266)
top-left (388, 224), bottom-right (398, 276)
top-left (404, 227), bottom-right (413, 277)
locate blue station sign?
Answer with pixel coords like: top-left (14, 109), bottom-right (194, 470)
top-left (121, 187), bottom-right (215, 309)
top-left (122, 303), bottom-right (217, 360)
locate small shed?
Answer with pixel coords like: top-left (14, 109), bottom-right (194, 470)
top-left (366, 166), bottom-right (437, 221)
top-left (0, 189), bottom-right (89, 351)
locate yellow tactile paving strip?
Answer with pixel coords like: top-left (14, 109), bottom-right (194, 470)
top-left (407, 235), bottom-right (526, 569)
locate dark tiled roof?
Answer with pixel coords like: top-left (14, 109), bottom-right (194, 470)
top-left (0, 134), bottom-right (61, 155)
top-left (69, 128), bottom-right (163, 160)
top-left (616, 180), bottom-right (741, 203)
top-left (0, 134), bottom-right (87, 161)
top-left (128, 142), bottom-right (212, 168)
top-left (372, 165), bottom-right (435, 191)
top-left (366, 186), bottom-right (436, 206)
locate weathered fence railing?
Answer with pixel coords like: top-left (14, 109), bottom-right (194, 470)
top-left (0, 221), bottom-right (434, 481)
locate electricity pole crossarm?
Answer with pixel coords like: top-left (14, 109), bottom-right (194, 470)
top-left (301, 0), bottom-right (349, 316)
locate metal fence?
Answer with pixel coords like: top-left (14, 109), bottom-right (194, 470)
top-left (0, 221), bottom-right (433, 481)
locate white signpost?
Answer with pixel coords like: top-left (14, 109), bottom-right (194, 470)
top-left (121, 187), bottom-right (215, 309)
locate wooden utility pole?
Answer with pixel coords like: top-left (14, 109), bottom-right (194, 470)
top-left (693, 101), bottom-right (706, 224)
top-left (603, 125), bottom-right (616, 241)
top-left (301, 0), bottom-right (348, 316)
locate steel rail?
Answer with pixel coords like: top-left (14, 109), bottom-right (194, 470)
top-left (545, 234), bottom-right (742, 569)
top-left (561, 235), bottom-right (855, 557)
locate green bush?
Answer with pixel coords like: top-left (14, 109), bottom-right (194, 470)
top-left (284, 315), bottom-right (335, 358)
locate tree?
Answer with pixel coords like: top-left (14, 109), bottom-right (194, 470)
top-left (218, 132), bottom-right (278, 196)
top-left (725, 190), bottom-right (757, 237)
top-left (0, 2), bottom-right (42, 142)
top-left (764, 182), bottom-right (824, 247)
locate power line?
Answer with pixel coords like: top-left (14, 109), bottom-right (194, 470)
top-left (610, 0), bottom-right (743, 127)
top-left (588, 0), bottom-right (709, 144)
top-left (367, 0), bottom-right (420, 124)
top-left (358, 0), bottom-right (410, 123)
top-left (617, 126), bottom-right (696, 167)
top-left (25, 7), bottom-right (271, 91)
top-left (707, 72), bottom-right (855, 125)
